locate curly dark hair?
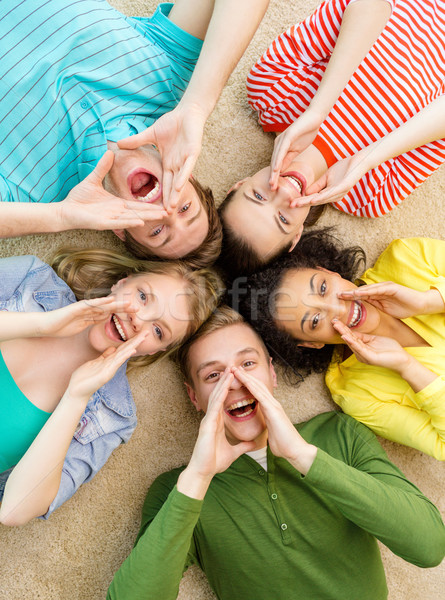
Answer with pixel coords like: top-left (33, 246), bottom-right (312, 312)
top-left (217, 189), bottom-right (325, 277)
top-left (230, 228), bottom-right (366, 384)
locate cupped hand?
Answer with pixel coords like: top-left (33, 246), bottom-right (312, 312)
top-left (232, 367), bottom-right (313, 469)
top-left (118, 103), bottom-right (207, 212)
top-left (289, 150), bottom-right (370, 208)
top-left (337, 282), bottom-right (432, 319)
top-left (332, 320), bottom-right (411, 372)
top-left (38, 297), bottom-right (135, 338)
top-left (61, 151), bottom-right (167, 231)
top-left (269, 110), bottom-right (323, 191)
top-left (65, 330), bottom-right (148, 403)
top-left (188, 370), bottom-right (256, 480)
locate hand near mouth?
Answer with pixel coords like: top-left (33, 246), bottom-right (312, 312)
top-left (65, 330), bottom-right (149, 404)
top-left (232, 367), bottom-right (316, 475)
top-left (118, 103), bottom-right (206, 212)
top-left (61, 151), bottom-right (167, 231)
top-left (36, 297), bottom-right (135, 339)
top-left (333, 320), bottom-right (410, 371)
top-left (269, 110), bottom-right (323, 191)
top-left (178, 369), bottom-right (256, 500)
top-left (338, 282), bottom-right (444, 319)
top-left (294, 150), bottom-right (372, 207)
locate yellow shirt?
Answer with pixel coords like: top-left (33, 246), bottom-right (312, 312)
top-left (326, 238), bottom-right (445, 460)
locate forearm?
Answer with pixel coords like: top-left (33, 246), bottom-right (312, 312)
top-left (179, 0), bottom-right (269, 117)
top-left (305, 448), bottom-right (445, 566)
top-left (107, 486), bottom-right (201, 600)
top-left (309, 0), bottom-right (391, 120)
top-left (356, 95), bottom-right (445, 172)
top-left (0, 311), bottom-right (47, 342)
top-left (0, 393), bottom-right (87, 526)
top-left (397, 355), bottom-right (439, 394)
top-left (0, 202), bottom-right (65, 238)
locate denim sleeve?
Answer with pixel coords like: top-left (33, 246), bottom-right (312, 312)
top-left (39, 423), bottom-right (136, 520)
top-left (0, 255), bottom-right (48, 303)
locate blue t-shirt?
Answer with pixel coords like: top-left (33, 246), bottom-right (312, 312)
top-left (0, 1), bottom-right (203, 203)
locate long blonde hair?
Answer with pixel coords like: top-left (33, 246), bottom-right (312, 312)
top-left (51, 247), bottom-right (224, 368)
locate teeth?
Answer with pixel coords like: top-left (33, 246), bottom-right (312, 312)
top-left (234, 406), bottom-right (254, 418)
top-left (227, 398), bottom-right (254, 412)
top-left (136, 179), bottom-right (159, 201)
top-left (347, 301), bottom-right (362, 328)
top-left (113, 315), bottom-right (127, 341)
top-left (284, 175), bottom-right (303, 193)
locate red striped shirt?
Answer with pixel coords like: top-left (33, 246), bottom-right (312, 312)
top-left (247, 0), bottom-right (445, 217)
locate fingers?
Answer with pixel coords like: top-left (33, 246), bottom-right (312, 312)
top-left (289, 175), bottom-right (330, 208)
top-left (117, 129), bottom-right (154, 150)
top-left (207, 369), bottom-right (234, 416)
top-left (338, 282), bottom-right (395, 300)
top-left (162, 170), bottom-right (174, 213)
top-left (269, 137), bottom-right (289, 190)
top-left (89, 150), bottom-right (115, 183)
top-left (107, 330), bottom-right (149, 366)
top-left (232, 367), bottom-right (277, 409)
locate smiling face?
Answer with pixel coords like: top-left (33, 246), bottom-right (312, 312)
top-left (274, 268), bottom-right (382, 347)
top-left (104, 145), bottom-right (209, 258)
top-left (222, 167), bottom-right (311, 260)
top-left (186, 323), bottom-right (276, 448)
top-left (88, 272), bottom-right (192, 356)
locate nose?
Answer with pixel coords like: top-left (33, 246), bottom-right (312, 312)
top-left (323, 295), bottom-right (348, 322)
top-left (229, 372), bottom-right (243, 390)
top-left (127, 309), bottom-right (143, 333)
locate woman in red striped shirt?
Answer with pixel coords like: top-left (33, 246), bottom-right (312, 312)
top-left (218, 0), bottom-right (445, 276)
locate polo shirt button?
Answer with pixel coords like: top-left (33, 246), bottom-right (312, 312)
top-left (258, 469), bottom-right (265, 476)
top-left (280, 523), bottom-right (288, 531)
top-left (80, 100), bottom-right (89, 109)
top-left (271, 493), bottom-right (278, 500)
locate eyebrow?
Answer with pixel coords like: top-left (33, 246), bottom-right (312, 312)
top-left (243, 192), bottom-right (288, 235)
top-left (159, 201), bottom-right (202, 248)
top-left (300, 274), bottom-right (317, 332)
top-left (196, 347), bottom-right (260, 376)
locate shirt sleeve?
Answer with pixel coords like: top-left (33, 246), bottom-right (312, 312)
top-left (0, 255), bottom-right (49, 303)
top-left (303, 417), bottom-right (445, 567)
top-left (107, 472), bottom-right (202, 600)
top-left (39, 426), bottom-right (134, 520)
top-left (0, 173), bottom-right (12, 202)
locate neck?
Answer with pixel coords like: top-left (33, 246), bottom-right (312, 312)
top-left (372, 312), bottom-right (428, 347)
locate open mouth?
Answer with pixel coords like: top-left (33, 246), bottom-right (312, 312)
top-left (127, 169), bottom-right (161, 202)
top-left (347, 301), bottom-right (365, 328)
top-left (225, 398), bottom-right (257, 420)
top-left (111, 314), bottom-right (127, 341)
top-left (281, 171), bottom-right (307, 196)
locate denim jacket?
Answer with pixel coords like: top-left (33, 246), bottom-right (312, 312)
top-left (0, 255), bottom-right (137, 518)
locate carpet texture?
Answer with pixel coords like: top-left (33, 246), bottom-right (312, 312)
top-left (1, 1), bottom-right (444, 598)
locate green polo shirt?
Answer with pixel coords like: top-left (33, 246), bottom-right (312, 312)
top-left (108, 412), bottom-right (445, 599)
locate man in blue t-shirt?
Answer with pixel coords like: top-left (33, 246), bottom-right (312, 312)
top-left (0, 0), bottom-right (268, 266)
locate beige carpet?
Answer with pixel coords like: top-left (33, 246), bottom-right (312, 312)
top-left (1, 1), bottom-right (444, 598)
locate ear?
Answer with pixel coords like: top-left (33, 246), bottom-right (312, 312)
top-left (288, 224), bottom-right (304, 253)
top-left (112, 229), bottom-right (126, 241)
top-left (185, 382), bottom-right (201, 412)
top-left (296, 340), bottom-right (325, 349)
top-left (269, 357), bottom-right (278, 388)
top-left (227, 178), bottom-right (248, 194)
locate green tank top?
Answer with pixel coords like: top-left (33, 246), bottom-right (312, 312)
top-left (0, 349), bottom-right (52, 472)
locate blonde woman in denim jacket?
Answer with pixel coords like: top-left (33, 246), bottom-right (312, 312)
top-left (0, 250), bottom-right (221, 526)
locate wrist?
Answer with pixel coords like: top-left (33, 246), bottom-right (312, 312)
top-left (54, 200), bottom-right (74, 232)
top-left (396, 353), bottom-right (418, 379)
top-left (423, 289), bottom-right (445, 314)
top-left (177, 465), bottom-right (213, 500)
top-left (286, 442), bottom-right (318, 476)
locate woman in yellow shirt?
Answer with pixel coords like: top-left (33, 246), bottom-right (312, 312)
top-left (239, 231), bottom-right (445, 460)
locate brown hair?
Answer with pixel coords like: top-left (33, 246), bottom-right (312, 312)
top-left (217, 190), bottom-right (325, 277)
top-left (175, 305), bottom-right (269, 384)
top-left (51, 247), bottom-right (224, 368)
top-left (123, 178), bottom-right (223, 268)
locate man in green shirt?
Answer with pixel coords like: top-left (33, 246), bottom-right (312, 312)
top-left (107, 307), bottom-right (445, 600)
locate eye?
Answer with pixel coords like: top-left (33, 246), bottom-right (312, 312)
top-left (153, 324), bottom-right (163, 341)
top-left (320, 280), bottom-right (327, 296)
top-left (178, 202), bottom-right (191, 214)
top-left (205, 371), bottom-right (220, 381)
top-left (254, 191), bottom-right (265, 201)
top-left (311, 314), bottom-right (320, 329)
top-left (241, 360), bottom-right (255, 368)
top-left (279, 212), bottom-right (289, 225)
top-left (150, 225), bottom-right (163, 237)
top-left (138, 289), bottom-right (147, 303)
